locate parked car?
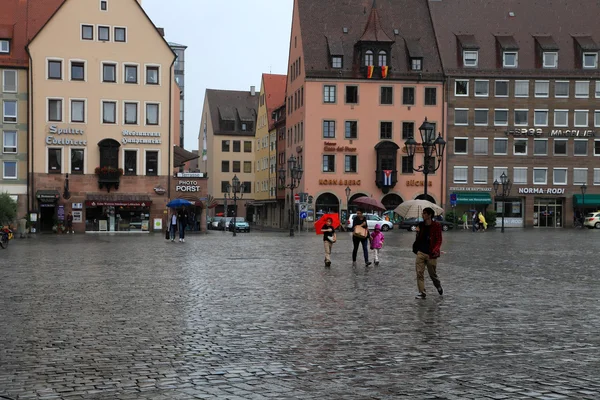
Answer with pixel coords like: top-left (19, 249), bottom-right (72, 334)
top-left (584, 212), bottom-right (600, 228)
top-left (400, 215), bottom-right (454, 232)
top-left (227, 217), bottom-right (250, 233)
top-left (210, 216), bottom-right (223, 230)
top-left (346, 213), bottom-right (393, 231)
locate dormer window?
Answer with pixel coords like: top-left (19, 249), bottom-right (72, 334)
top-left (378, 50), bottom-right (387, 67)
top-left (365, 50), bottom-right (374, 66)
top-left (463, 51), bottom-right (478, 67)
top-left (411, 58), bottom-right (422, 71)
top-left (503, 51), bottom-right (518, 68)
top-left (543, 52), bottom-right (558, 68)
top-left (496, 35), bottom-right (519, 68)
top-left (583, 52), bottom-right (598, 69)
top-left (0, 40), bottom-right (9, 54)
top-left (331, 56), bottom-right (342, 69)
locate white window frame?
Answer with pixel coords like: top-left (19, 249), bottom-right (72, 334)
top-left (474, 108), bottom-right (489, 126)
top-left (583, 52), bottom-right (598, 69)
top-left (533, 167), bottom-right (548, 185)
top-left (453, 166), bottom-right (468, 184)
top-left (513, 138), bottom-right (528, 156)
top-left (46, 97), bottom-right (64, 123)
top-left (474, 80), bottom-right (489, 97)
top-left (463, 50), bottom-right (478, 67)
top-left (454, 137), bottom-right (468, 155)
top-left (514, 80), bottom-right (529, 97)
top-left (493, 138), bottom-right (508, 155)
top-left (503, 51), bottom-right (518, 68)
top-left (574, 139), bottom-right (588, 156)
top-left (46, 147), bottom-right (63, 174)
top-left (543, 52), bottom-right (558, 68)
top-left (533, 138), bottom-right (548, 156)
top-left (2, 161), bottom-right (17, 180)
top-left (123, 101), bottom-right (140, 125)
top-left (573, 168), bottom-right (588, 185)
top-left (69, 147), bottom-right (87, 175)
top-left (575, 81), bottom-right (590, 98)
top-left (323, 85), bottom-right (337, 104)
top-left (69, 98), bottom-right (86, 124)
top-left (495, 80), bottom-right (509, 97)
top-left (123, 63), bottom-right (140, 84)
top-left (552, 168), bottom-right (568, 185)
top-left (101, 100), bottom-right (118, 124)
top-left (554, 109), bottom-right (569, 127)
top-left (144, 102), bottom-right (160, 126)
top-left (2, 70), bottom-right (17, 93)
top-left (101, 61), bottom-right (118, 83)
top-left (594, 168), bottom-right (600, 185)
top-left (2, 130), bottom-right (17, 154)
top-left (80, 23), bottom-right (94, 41)
top-left (473, 166), bottom-right (488, 184)
top-left (454, 79), bottom-right (469, 96)
top-left (473, 137), bottom-right (488, 155)
top-left (322, 154), bottom-right (336, 173)
top-left (494, 108), bottom-right (508, 126)
top-left (595, 111), bottom-right (600, 128)
top-left (493, 167), bottom-right (508, 183)
top-left (574, 110), bottom-right (589, 127)
top-left (454, 108), bottom-right (469, 126)
top-left (553, 139), bottom-right (568, 156)
top-left (114, 26), bottom-right (127, 43)
top-left (513, 167), bottom-right (528, 184)
top-left (514, 109), bottom-right (529, 126)
top-left (98, 25), bottom-right (111, 42)
top-left (2, 100), bottom-right (17, 124)
top-left (144, 64), bottom-right (161, 86)
top-left (0, 40), bottom-right (10, 54)
top-left (68, 59), bottom-right (87, 82)
top-left (554, 81), bottom-right (569, 98)
top-left (534, 80), bottom-right (549, 98)
top-left (143, 149), bottom-right (161, 176)
top-left (46, 57), bottom-right (64, 80)
top-left (534, 109), bottom-right (549, 127)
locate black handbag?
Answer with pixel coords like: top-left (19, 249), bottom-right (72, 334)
top-left (165, 229), bottom-right (170, 240)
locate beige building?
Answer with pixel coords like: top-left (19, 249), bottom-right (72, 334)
top-left (27, 0), bottom-right (177, 233)
top-left (198, 88), bottom-right (258, 219)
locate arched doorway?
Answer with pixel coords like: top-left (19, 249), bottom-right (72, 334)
top-left (415, 194), bottom-right (436, 204)
top-left (381, 193), bottom-right (403, 210)
top-left (315, 192), bottom-right (340, 219)
top-left (348, 193), bottom-right (367, 214)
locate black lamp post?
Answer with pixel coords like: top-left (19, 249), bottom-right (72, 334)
top-left (223, 183), bottom-right (231, 228)
top-left (404, 118), bottom-right (446, 198)
top-left (230, 175), bottom-right (243, 237)
top-left (63, 173), bottom-right (71, 200)
top-left (493, 172), bottom-right (512, 233)
top-left (278, 155), bottom-right (303, 237)
top-left (345, 186), bottom-right (351, 229)
top-left (581, 183), bottom-right (587, 221)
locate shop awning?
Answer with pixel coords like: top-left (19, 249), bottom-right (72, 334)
top-left (36, 190), bottom-right (60, 203)
top-left (173, 145), bottom-right (199, 167)
top-left (573, 194), bottom-right (600, 207)
top-left (454, 192), bottom-right (492, 205)
top-left (85, 194), bottom-right (152, 207)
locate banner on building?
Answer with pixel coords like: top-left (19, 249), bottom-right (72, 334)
top-left (381, 66), bottom-right (389, 79)
top-left (367, 66), bottom-right (374, 79)
top-left (383, 170), bottom-right (392, 186)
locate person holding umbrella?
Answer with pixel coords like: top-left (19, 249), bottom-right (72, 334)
top-left (178, 208), bottom-right (189, 242)
top-left (314, 213), bottom-right (340, 267)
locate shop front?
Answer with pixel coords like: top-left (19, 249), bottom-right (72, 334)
top-left (169, 173), bottom-right (209, 232)
top-left (450, 188), bottom-right (493, 218)
top-left (516, 187), bottom-right (566, 228)
top-left (494, 197), bottom-right (525, 228)
top-left (85, 195), bottom-right (152, 232)
top-left (35, 190), bottom-right (61, 232)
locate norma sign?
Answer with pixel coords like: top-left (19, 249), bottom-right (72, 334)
top-left (518, 187), bottom-right (565, 195)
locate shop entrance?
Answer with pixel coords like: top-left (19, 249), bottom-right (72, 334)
top-left (534, 198), bottom-right (563, 228)
top-left (40, 205), bottom-right (56, 232)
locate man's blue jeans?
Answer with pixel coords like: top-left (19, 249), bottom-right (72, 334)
top-left (170, 224), bottom-right (177, 240)
top-left (179, 224), bottom-right (186, 239)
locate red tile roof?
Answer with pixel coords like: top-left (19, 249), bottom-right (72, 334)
top-left (262, 73), bottom-right (287, 130)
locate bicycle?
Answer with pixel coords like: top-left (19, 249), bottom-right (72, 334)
top-left (573, 218), bottom-right (584, 228)
top-left (0, 227), bottom-right (13, 249)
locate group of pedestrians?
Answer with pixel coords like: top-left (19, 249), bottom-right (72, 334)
top-left (168, 209), bottom-right (189, 242)
top-left (320, 207), bottom-right (443, 299)
top-left (461, 211), bottom-right (487, 232)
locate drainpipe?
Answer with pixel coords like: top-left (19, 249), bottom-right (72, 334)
top-left (167, 57), bottom-right (175, 199)
top-left (26, 46), bottom-right (34, 216)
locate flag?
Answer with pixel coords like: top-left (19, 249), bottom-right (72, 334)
top-left (383, 170), bottom-right (392, 186)
top-left (202, 120), bottom-right (207, 161)
top-left (381, 66), bottom-right (389, 79)
top-left (367, 65), bottom-right (374, 79)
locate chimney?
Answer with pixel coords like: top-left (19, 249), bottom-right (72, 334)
top-left (157, 27), bottom-right (165, 37)
top-left (250, 86), bottom-right (256, 96)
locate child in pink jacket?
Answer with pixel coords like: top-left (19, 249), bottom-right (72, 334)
top-left (370, 224), bottom-right (385, 266)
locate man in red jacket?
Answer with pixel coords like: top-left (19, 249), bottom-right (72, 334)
top-left (413, 207), bottom-right (443, 299)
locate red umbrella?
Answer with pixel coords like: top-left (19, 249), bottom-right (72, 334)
top-left (352, 196), bottom-right (386, 212)
top-left (314, 213), bottom-right (341, 235)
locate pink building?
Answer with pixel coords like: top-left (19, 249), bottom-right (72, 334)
top-left (284, 0), bottom-right (446, 224)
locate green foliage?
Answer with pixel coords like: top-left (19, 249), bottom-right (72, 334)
top-left (0, 192), bottom-right (17, 225)
top-left (445, 210), bottom-right (459, 224)
top-left (485, 210), bottom-right (497, 227)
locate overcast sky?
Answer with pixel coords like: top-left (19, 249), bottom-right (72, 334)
top-left (142, 0), bottom-right (294, 151)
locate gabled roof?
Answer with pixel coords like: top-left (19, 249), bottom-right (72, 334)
top-left (205, 89), bottom-right (259, 137)
top-left (358, 0), bottom-right (393, 43)
top-left (262, 74), bottom-right (287, 130)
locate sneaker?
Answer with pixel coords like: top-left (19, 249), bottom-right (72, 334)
top-left (171, 239), bottom-right (174, 242)
top-left (415, 292), bottom-right (426, 299)
top-left (179, 238), bottom-right (182, 242)
top-left (374, 261), bottom-right (379, 266)
top-left (437, 285), bottom-right (444, 295)
top-left (365, 261), bottom-right (372, 267)
top-left (182, 239), bottom-right (185, 243)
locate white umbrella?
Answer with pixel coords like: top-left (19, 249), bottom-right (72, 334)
top-left (395, 199), bottom-right (444, 219)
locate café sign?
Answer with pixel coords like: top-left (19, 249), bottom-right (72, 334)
top-left (46, 125), bottom-right (87, 146)
top-left (406, 180), bottom-right (433, 187)
top-left (122, 130), bottom-right (162, 145)
top-left (505, 128), bottom-right (595, 137)
top-left (323, 142), bottom-right (357, 152)
top-left (518, 187), bottom-right (565, 195)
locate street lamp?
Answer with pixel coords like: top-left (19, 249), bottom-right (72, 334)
top-left (404, 118), bottom-right (446, 198)
top-left (230, 175), bottom-right (243, 237)
top-left (345, 186), bottom-right (351, 230)
top-left (493, 172), bottom-right (512, 233)
top-left (581, 183), bottom-right (587, 222)
top-left (223, 183), bottom-right (231, 226)
top-left (278, 155), bottom-right (303, 237)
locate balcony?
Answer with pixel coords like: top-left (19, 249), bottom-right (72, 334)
top-left (95, 167), bottom-right (123, 192)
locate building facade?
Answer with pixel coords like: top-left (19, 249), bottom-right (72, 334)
top-left (285, 0), bottom-right (445, 228)
top-left (273, 102), bottom-right (287, 227)
top-left (430, 0), bottom-right (600, 228)
top-left (27, 0), bottom-right (177, 233)
top-left (169, 42), bottom-right (187, 148)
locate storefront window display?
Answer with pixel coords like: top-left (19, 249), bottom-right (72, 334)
top-left (85, 202), bottom-right (151, 232)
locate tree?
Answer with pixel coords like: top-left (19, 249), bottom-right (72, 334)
top-left (0, 192), bottom-right (17, 225)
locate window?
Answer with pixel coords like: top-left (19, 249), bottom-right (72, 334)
top-left (145, 151), bottom-right (158, 176)
top-left (453, 166), bottom-right (468, 183)
top-left (364, 50), bottom-right (374, 66)
top-left (394, 156), bottom-right (409, 174)
top-left (493, 167), bottom-right (508, 182)
top-left (402, 87), bottom-right (415, 105)
top-left (554, 110), bottom-right (568, 127)
top-left (69, 61), bottom-right (85, 81)
top-left (332, 56), bottom-right (342, 68)
top-left (494, 109), bottom-right (508, 126)
top-left (555, 81), bottom-right (569, 98)
top-left (222, 140), bottom-right (230, 152)
top-left (553, 168), bottom-right (567, 185)
top-left (380, 87), bottom-right (393, 105)
top-left (455, 80), bottom-right (468, 96)
top-left (323, 155), bottom-right (335, 172)
top-left (103, 63), bottom-right (116, 82)
top-left (2, 160), bottom-right (17, 180)
top-left (378, 50), bottom-right (387, 67)
top-left (323, 85), bottom-right (336, 103)
top-left (146, 66), bottom-right (159, 84)
top-left (232, 161), bottom-right (241, 173)
top-left (533, 168), bottom-right (547, 184)
top-left (513, 167), bottom-right (527, 184)
top-left (48, 99), bottom-right (62, 122)
top-left (514, 139), bottom-right (528, 155)
top-left (463, 50), bottom-right (478, 67)
top-left (411, 58), bottom-right (422, 71)
top-left (232, 140), bottom-right (241, 152)
top-left (3, 131), bottom-right (17, 153)
top-left (574, 168), bottom-right (588, 185)
top-left (100, 0), bottom-right (108, 10)
top-left (244, 141), bottom-right (252, 152)
top-left (0, 40), bottom-right (10, 53)
top-left (81, 25), bottom-right (93, 40)
top-left (454, 138), bottom-right (467, 154)
top-left (473, 138), bottom-right (488, 155)
top-left (596, 81), bottom-right (600, 98)
top-left (473, 167), bottom-right (488, 184)
top-left (345, 121), bottom-right (357, 139)
top-left (474, 109), bottom-right (488, 126)
top-left (114, 27), bottom-right (126, 42)
top-left (596, 141), bottom-right (600, 156)
top-left (474, 80), bottom-right (489, 97)
top-left (454, 109), bottom-right (468, 125)
top-left (380, 121), bottom-right (392, 140)
top-left (71, 100), bottom-right (85, 123)
top-left (344, 155), bottom-right (357, 173)
top-left (402, 122), bottom-right (414, 140)
top-left (144, 103), bottom-right (159, 125)
top-left (574, 139), bottom-right (588, 156)
top-left (514, 110), bottom-right (528, 126)
top-left (2, 70), bottom-right (17, 93)
top-left (124, 150), bottom-right (136, 176)
top-left (2, 101), bottom-right (17, 123)
top-left (534, 81), bottom-right (549, 97)
top-left (574, 110), bottom-right (589, 127)
top-left (221, 181), bottom-right (229, 193)
top-left (495, 80), bottom-right (509, 97)
top-left (70, 148), bottom-right (84, 174)
top-left (323, 120), bottom-right (335, 138)
top-left (534, 139), bottom-right (548, 155)
top-left (503, 51), bottom-right (518, 67)
top-left (583, 52), bottom-right (598, 69)
top-left (124, 102), bottom-right (137, 124)
top-left (102, 101), bottom-right (116, 124)
top-left (543, 52), bottom-right (558, 68)
top-left (424, 87), bottom-right (437, 105)
top-left (494, 138), bottom-right (508, 155)
top-left (515, 80), bottom-right (529, 97)
top-left (48, 148), bottom-right (62, 174)
top-left (98, 26), bottom-right (110, 41)
top-left (554, 139), bottom-right (567, 155)
top-left (534, 110), bottom-right (548, 126)
top-left (48, 60), bottom-right (62, 79)
top-left (596, 111), bottom-right (600, 127)
top-left (244, 161), bottom-right (252, 173)
top-left (124, 65), bottom-right (137, 84)
top-left (575, 81), bottom-right (590, 98)
top-left (345, 86), bottom-right (358, 103)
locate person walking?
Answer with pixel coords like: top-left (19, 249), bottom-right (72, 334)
top-left (370, 224), bottom-right (385, 266)
top-left (462, 212), bottom-right (468, 230)
top-left (321, 217), bottom-right (336, 267)
top-left (169, 211), bottom-right (178, 242)
top-left (178, 208), bottom-right (188, 242)
top-left (413, 207), bottom-right (443, 299)
top-left (478, 212), bottom-right (487, 232)
top-left (471, 211), bottom-right (478, 232)
top-left (351, 209), bottom-right (372, 267)
top-left (66, 212), bottom-right (74, 234)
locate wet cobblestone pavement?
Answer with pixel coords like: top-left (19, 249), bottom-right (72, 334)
top-left (1, 229), bottom-right (600, 399)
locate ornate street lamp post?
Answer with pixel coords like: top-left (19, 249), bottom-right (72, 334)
top-left (278, 155), bottom-right (303, 237)
top-left (345, 186), bottom-right (351, 230)
top-left (581, 183), bottom-right (587, 223)
top-left (230, 175), bottom-right (243, 237)
top-left (404, 118), bottom-right (446, 199)
top-left (223, 183), bottom-right (231, 229)
top-left (493, 172), bottom-right (512, 233)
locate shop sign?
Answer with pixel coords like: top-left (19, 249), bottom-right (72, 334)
top-left (175, 180), bottom-right (201, 192)
top-left (85, 201), bottom-right (151, 207)
top-left (57, 205), bottom-right (65, 221)
top-left (154, 186), bottom-right (166, 195)
top-left (502, 217), bottom-right (524, 227)
top-left (72, 211), bottom-right (82, 223)
top-left (319, 178), bottom-right (361, 186)
top-left (518, 187), bottom-right (565, 195)
top-left (449, 187), bottom-right (492, 192)
top-left (406, 180), bottom-right (433, 187)
top-left (46, 125), bottom-right (87, 146)
top-left (122, 130), bottom-right (162, 145)
top-left (505, 128), bottom-right (595, 137)
top-left (323, 141), bottom-right (357, 152)
top-left (72, 203), bottom-right (83, 210)
top-left (177, 172), bottom-right (205, 178)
